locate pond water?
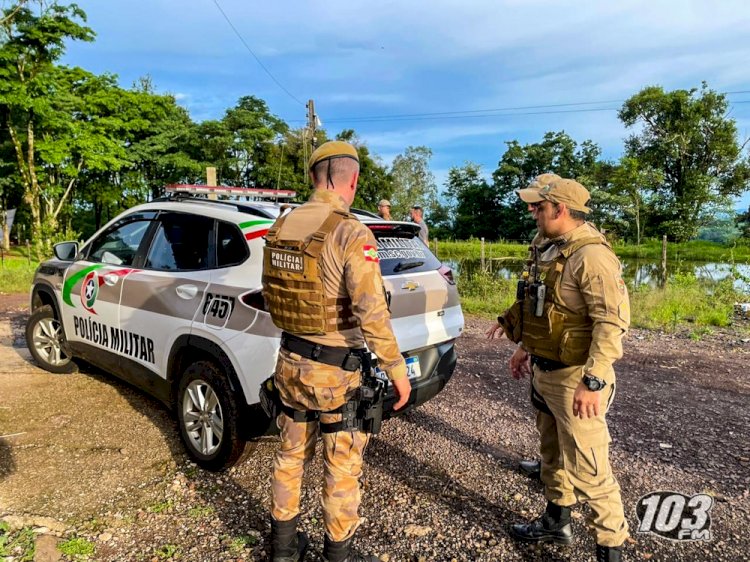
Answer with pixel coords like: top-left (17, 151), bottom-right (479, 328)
top-left (445, 257), bottom-right (750, 292)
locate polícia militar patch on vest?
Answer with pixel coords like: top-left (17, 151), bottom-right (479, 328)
top-left (270, 249), bottom-right (303, 272)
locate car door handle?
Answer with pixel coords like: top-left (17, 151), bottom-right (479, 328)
top-left (176, 284), bottom-right (199, 299)
top-left (103, 274), bottom-right (120, 286)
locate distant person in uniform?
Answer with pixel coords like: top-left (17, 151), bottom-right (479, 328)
top-left (485, 173), bottom-right (561, 479)
top-left (498, 178), bottom-right (630, 562)
top-left (263, 141), bottom-right (412, 562)
top-left (409, 205), bottom-right (428, 244)
top-left (377, 199), bottom-right (392, 220)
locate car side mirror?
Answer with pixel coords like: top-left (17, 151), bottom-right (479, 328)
top-left (53, 241), bottom-right (79, 261)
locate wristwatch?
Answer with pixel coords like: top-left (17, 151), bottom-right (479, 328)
top-left (582, 374), bottom-right (607, 391)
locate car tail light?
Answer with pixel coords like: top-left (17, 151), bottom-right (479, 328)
top-left (438, 264), bottom-right (455, 285)
top-left (367, 225), bottom-right (396, 231)
top-left (240, 290), bottom-right (267, 311)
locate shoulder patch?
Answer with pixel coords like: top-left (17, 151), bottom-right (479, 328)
top-left (363, 245), bottom-right (379, 262)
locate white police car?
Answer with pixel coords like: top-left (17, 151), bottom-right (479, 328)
top-left (26, 186), bottom-right (464, 470)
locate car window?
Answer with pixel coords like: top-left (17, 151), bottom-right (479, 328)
top-left (375, 235), bottom-right (442, 276)
top-left (145, 213), bottom-right (213, 271)
top-left (217, 221), bottom-right (249, 267)
top-left (88, 220), bottom-right (152, 266)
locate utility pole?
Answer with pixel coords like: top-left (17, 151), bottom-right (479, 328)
top-left (306, 99), bottom-right (317, 149)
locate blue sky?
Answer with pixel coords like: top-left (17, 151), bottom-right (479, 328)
top-left (61, 0), bottom-right (750, 208)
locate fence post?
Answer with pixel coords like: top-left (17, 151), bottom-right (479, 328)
top-left (481, 237), bottom-right (485, 272)
top-left (661, 234), bottom-right (667, 287)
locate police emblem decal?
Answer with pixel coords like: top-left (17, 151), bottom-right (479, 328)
top-left (81, 270), bottom-right (99, 314)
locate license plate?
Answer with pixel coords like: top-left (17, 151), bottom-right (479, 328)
top-left (374, 356), bottom-right (421, 381)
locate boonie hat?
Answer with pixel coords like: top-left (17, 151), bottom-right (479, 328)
top-left (378, 199), bottom-right (391, 207)
top-left (526, 172), bottom-right (561, 191)
top-left (517, 178), bottom-right (591, 214)
top-left (308, 141), bottom-right (359, 170)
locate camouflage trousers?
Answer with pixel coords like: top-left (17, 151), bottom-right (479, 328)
top-left (271, 349), bottom-right (370, 542)
top-left (532, 365), bottom-right (629, 547)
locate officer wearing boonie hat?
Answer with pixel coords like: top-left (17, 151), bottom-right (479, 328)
top-left (264, 140), bottom-right (411, 562)
top-left (498, 177), bottom-right (630, 562)
top-left (377, 199), bottom-right (392, 220)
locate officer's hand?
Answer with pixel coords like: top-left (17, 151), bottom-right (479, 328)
top-left (392, 376), bottom-right (412, 411)
top-left (485, 322), bottom-right (504, 340)
top-left (572, 382), bottom-right (600, 419)
top-left (509, 347), bottom-right (531, 380)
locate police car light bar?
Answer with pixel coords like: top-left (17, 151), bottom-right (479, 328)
top-left (165, 184), bottom-right (296, 200)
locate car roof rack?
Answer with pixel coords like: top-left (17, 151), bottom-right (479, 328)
top-left (165, 184), bottom-right (296, 201)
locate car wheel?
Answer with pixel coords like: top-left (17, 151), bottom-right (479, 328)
top-left (25, 305), bottom-right (77, 374)
top-left (176, 360), bottom-right (253, 471)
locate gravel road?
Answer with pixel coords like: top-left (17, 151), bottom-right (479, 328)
top-left (1, 294), bottom-right (749, 561)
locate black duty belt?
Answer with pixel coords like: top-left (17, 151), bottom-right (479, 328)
top-left (281, 332), bottom-right (368, 372)
top-left (531, 355), bottom-right (570, 372)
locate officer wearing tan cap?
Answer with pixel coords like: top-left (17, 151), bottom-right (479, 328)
top-left (263, 140), bottom-right (411, 562)
top-left (498, 178), bottom-right (630, 562)
top-left (376, 199), bottom-right (392, 220)
top-left (486, 173), bottom-right (561, 480)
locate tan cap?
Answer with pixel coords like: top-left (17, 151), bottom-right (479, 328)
top-left (377, 199), bottom-right (391, 207)
top-left (308, 141), bottom-right (359, 170)
top-left (526, 172), bottom-right (561, 191)
top-left (517, 178), bottom-right (591, 213)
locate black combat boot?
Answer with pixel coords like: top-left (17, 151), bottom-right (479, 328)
top-left (518, 458), bottom-right (542, 479)
top-left (510, 500), bottom-right (574, 545)
top-left (270, 515), bottom-right (309, 562)
top-left (596, 544), bottom-right (623, 562)
top-left (322, 534), bottom-right (380, 562)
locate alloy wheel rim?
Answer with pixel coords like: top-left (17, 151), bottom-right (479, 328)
top-left (32, 317), bottom-right (69, 367)
top-left (182, 379), bottom-right (223, 456)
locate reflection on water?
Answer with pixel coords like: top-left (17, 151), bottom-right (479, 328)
top-left (447, 257), bottom-right (750, 292)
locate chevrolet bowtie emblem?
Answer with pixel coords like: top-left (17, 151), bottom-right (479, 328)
top-left (401, 281), bottom-right (420, 291)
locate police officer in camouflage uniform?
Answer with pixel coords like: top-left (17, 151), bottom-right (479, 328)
top-left (485, 172), bottom-right (561, 479)
top-left (263, 141), bottom-right (412, 562)
top-left (499, 179), bottom-right (630, 562)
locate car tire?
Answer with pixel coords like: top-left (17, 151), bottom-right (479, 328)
top-left (25, 305), bottom-right (77, 374)
top-left (176, 360), bottom-right (253, 471)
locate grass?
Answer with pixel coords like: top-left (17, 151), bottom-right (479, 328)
top-left (432, 238), bottom-right (750, 263)
top-left (629, 273), bottom-right (739, 330)
top-left (155, 544), bottom-right (181, 559)
top-left (0, 523), bottom-right (35, 562)
top-left (0, 248), bottom-right (38, 294)
top-left (58, 536), bottom-right (95, 559)
top-left (187, 505), bottom-right (215, 518)
top-left (147, 500), bottom-right (174, 514)
top-left (458, 267), bottom-right (748, 332)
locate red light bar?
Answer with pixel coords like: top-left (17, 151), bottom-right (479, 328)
top-left (165, 184), bottom-right (296, 199)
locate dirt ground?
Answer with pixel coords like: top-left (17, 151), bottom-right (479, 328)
top-left (1, 293), bottom-right (749, 561)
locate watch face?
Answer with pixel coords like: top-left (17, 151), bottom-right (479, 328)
top-left (585, 376), bottom-right (605, 391)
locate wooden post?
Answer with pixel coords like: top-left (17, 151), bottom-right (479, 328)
top-left (661, 234), bottom-right (668, 287)
top-left (481, 237), bottom-right (485, 272)
top-left (206, 167), bottom-right (217, 200)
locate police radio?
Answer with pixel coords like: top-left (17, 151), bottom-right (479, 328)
top-left (529, 282), bottom-right (546, 317)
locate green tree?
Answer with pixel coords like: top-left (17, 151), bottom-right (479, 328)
top-left (389, 146), bottom-right (437, 221)
top-left (336, 129), bottom-right (391, 212)
top-left (492, 131), bottom-right (601, 240)
top-left (619, 83), bottom-right (750, 241)
top-left (444, 162), bottom-right (497, 239)
top-left (0, 2), bottom-right (94, 246)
